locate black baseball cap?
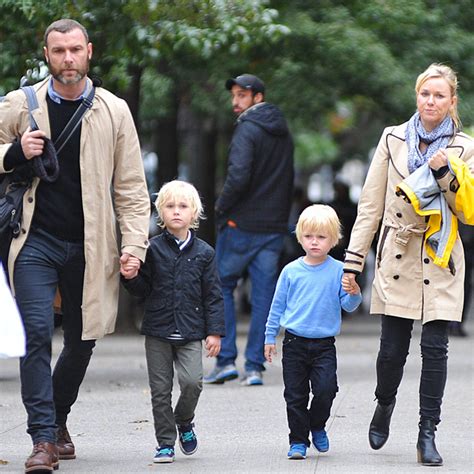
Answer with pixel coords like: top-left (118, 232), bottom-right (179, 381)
top-left (225, 74), bottom-right (265, 94)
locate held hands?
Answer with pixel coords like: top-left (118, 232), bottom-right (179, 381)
top-left (342, 273), bottom-right (361, 295)
top-left (21, 129), bottom-right (47, 160)
top-left (120, 253), bottom-right (141, 279)
top-left (428, 149), bottom-right (448, 171)
top-left (205, 335), bottom-right (221, 358)
top-left (264, 344), bottom-right (277, 363)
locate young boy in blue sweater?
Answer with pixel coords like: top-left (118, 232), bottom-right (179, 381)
top-left (120, 180), bottom-right (224, 463)
top-left (264, 204), bottom-right (362, 460)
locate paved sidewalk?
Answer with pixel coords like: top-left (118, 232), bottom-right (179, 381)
top-left (1, 314), bottom-right (472, 473)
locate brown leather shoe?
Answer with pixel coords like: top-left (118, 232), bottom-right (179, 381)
top-left (57, 425), bottom-right (76, 460)
top-left (24, 441), bottom-right (59, 472)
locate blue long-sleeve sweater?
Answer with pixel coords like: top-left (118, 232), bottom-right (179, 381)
top-left (265, 256), bottom-right (362, 344)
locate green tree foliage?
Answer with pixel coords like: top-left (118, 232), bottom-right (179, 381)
top-left (1, 0), bottom-right (473, 164)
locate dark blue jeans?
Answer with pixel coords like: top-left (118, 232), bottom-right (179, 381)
top-left (375, 315), bottom-right (448, 424)
top-left (216, 225), bottom-right (284, 372)
top-left (14, 228), bottom-right (96, 444)
top-left (282, 331), bottom-right (338, 446)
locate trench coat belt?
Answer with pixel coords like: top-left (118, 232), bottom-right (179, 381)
top-left (383, 219), bottom-right (427, 247)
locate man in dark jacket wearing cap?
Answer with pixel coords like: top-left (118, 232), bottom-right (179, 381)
top-left (204, 74), bottom-right (294, 386)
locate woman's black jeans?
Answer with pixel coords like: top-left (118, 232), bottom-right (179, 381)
top-left (282, 331), bottom-right (338, 446)
top-left (375, 315), bottom-right (449, 424)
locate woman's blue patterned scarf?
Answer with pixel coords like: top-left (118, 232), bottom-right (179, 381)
top-left (405, 112), bottom-right (454, 174)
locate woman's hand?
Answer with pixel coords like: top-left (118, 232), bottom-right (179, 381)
top-left (342, 273), bottom-right (360, 295)
top-left (428, 149), bottom-right (448, 171)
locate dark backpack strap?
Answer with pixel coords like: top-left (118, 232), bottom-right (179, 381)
top-left (21, 86), bottom-right (40, 131)
top-left (21, 86), bottom-right (59, 183)
top-left (54, 85), bottom-right (95, 154)
top-left (18, 82), bottom-right (95, 183)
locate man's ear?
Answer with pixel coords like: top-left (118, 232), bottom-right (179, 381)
top-left (254, 92), bottom-right (264, 104)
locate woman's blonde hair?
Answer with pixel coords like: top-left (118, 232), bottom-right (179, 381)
top-left (155, 180), bottom-right (205, 230)
top-left (415, 63), bottom-right (460, 128)
top-left (295, 204), bottom-right (342, 248)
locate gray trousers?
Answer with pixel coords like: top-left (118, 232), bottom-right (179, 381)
top-left (145, 336), bottom-right (203, 447)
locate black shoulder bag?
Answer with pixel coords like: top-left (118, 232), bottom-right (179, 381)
top-left (0, 83), bottom-right (96, 267)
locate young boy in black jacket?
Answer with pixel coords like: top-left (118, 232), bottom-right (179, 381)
top-left (120, 180), bottom-right (224, 463)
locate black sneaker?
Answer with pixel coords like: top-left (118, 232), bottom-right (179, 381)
top-left (177, 423), bottom-right (198, 455)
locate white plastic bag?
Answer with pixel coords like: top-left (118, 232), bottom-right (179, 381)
top-left (0, 262), bottom-right (26, 358)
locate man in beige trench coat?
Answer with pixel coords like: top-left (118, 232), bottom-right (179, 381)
top-left (0, 19), bottom-right (150, 472)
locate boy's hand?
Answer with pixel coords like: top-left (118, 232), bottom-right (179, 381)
top-left (120, 253), bottom-right (141, 279)
top-left (205, 335), bottom-right (221, 358)
top-left (264, 344), bottom-right (277, 363)
top-left (342, 273), bottom-right (361, 295)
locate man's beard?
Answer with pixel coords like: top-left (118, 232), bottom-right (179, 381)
top-left (49, 61), bottom-right (89, 85)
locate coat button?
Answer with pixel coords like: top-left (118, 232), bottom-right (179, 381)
top-left (396, 212), bottom-right (402, 218)
top-left (424, 258), bottom-right (430, 264)
top-left (424, 279), bottom-right (430, 285)
top-left (396, 254), bottom-right (402, 259)
top-left (21, 228), bottom-right (26, 234)
top-left (393, 275), bottom-right (399, 280)
top-left (27, 197), bottom-right (33, 203)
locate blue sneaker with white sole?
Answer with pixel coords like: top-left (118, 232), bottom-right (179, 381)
top-left (287, 443), bottom-right (307, 459)
top-left (312, 429), bottom-right (329, 452)
top-left (203, 364), bottom-right (239, 384)
top-left (240, 370), bottom-right (263, 386)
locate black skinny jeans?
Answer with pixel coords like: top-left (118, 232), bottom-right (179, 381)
top-left (282, 331), bottom-right (338, 446)
top-left (375, 315), bottom-right (449, 424)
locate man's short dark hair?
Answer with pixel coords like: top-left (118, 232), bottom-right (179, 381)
top-left (44, 19), bottom-right (89, 46)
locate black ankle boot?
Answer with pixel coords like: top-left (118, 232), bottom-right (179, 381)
top-left (417, 419), bottom-right (443, 466)
top-left (368, 401), bottom-right (395, 450)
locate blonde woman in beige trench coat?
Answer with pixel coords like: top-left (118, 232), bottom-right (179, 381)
top-left (343, 64), bottom-right (474, 467)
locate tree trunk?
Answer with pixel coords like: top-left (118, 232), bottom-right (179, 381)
top-left (155, 90), bottom-right (180, 188)
top-left (119, 65), bottom-right (143, 131)
top-left (178, 97), bottom-right (217, 245)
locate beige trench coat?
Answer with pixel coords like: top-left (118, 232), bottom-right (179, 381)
top-left (344, 123), bottom-right (474, 323)
top-left (0, 77), bottom-right (150, 339)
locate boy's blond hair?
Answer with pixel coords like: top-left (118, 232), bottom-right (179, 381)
top-left (155, 180), bottom-right (205, 230)
top-left (295, 204), bottom-right (342, 248)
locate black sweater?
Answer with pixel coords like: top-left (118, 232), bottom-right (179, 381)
top-left (32, 96), bottom-right (84, 240)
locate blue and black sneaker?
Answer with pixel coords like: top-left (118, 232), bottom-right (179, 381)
top-left (153, 445), bottom-right (175, 463)
top-left (177, 423), bottom-right (198, 455)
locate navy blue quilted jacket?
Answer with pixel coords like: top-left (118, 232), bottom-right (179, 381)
top-left (216, 102), bottom-right (294, 233)
top-left (121, 230), bottom-right (225, 341)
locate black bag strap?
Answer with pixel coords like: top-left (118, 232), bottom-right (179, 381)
top-left (21, 82), bottom-right (96, 154)
top-left (53, 86), bottom-right (95, 154)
